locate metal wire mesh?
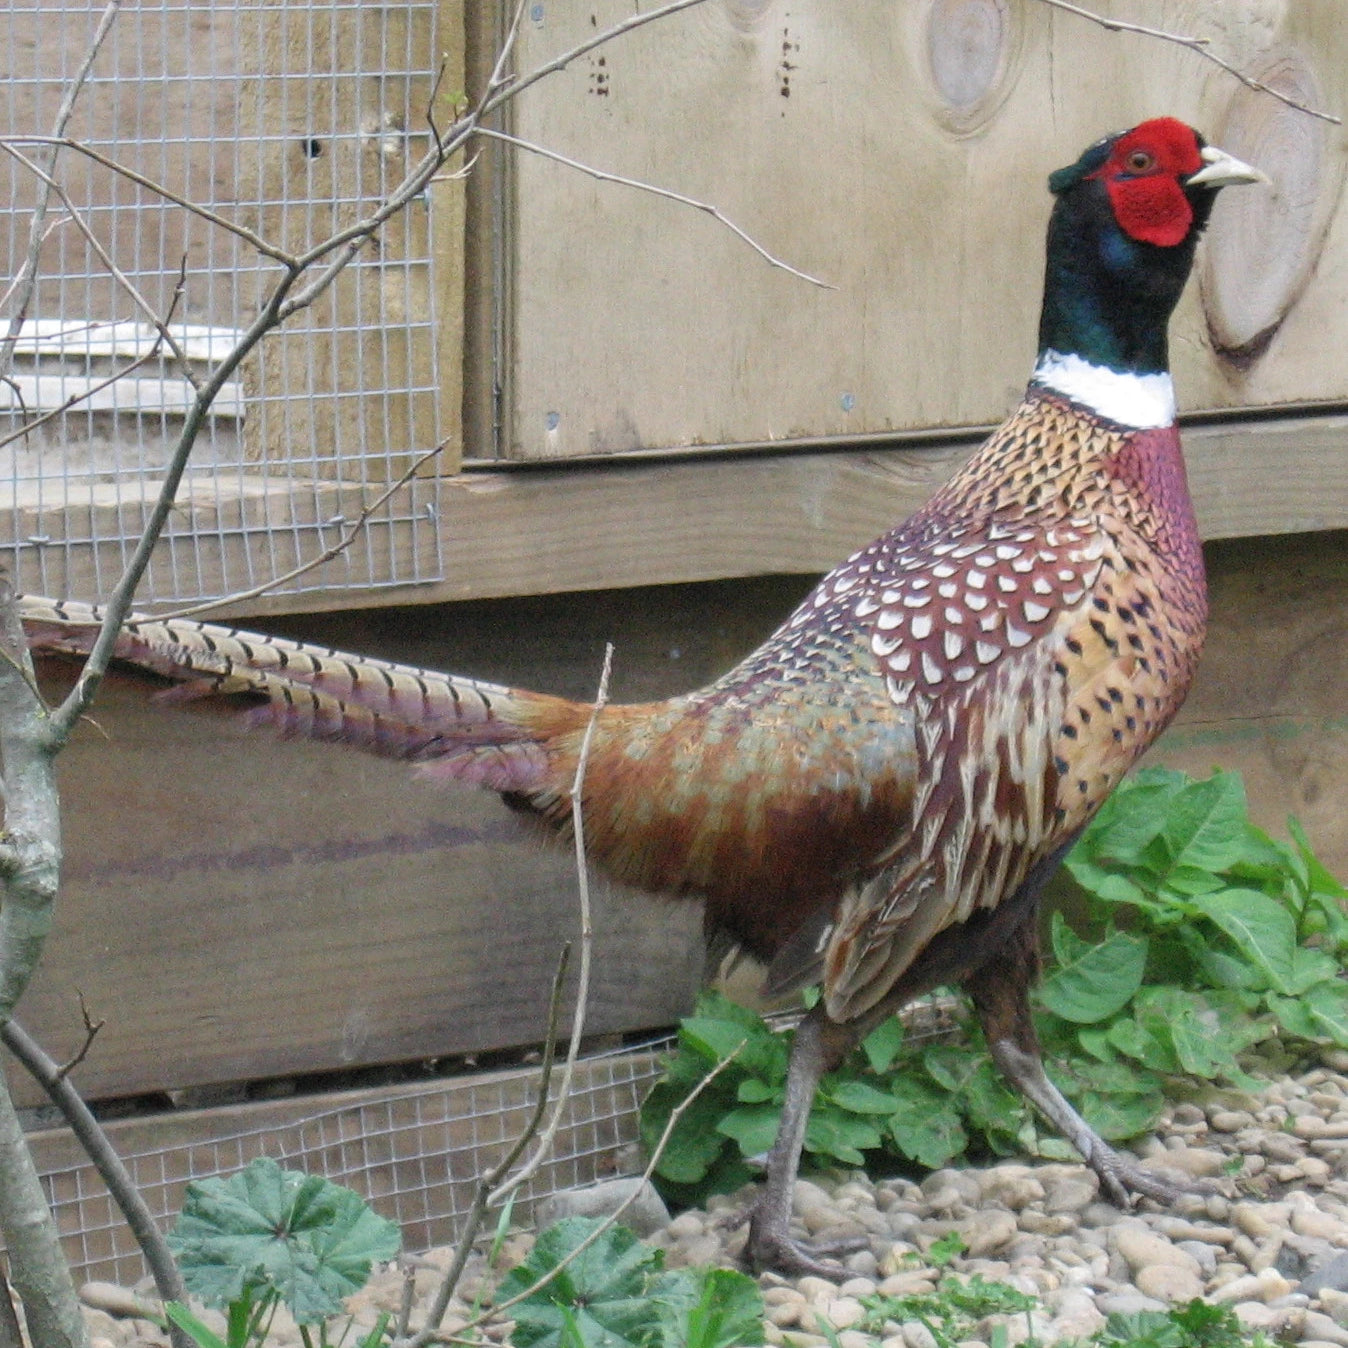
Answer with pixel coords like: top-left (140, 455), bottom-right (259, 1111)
top-left (2, 0), bottom-right (446, 606)
top-left (38, 1043), bottom-right (670, 1288)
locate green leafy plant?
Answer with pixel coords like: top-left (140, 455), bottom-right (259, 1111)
top-left (499, 1216), bottom-right (764, 1348)
top-left (641, 769), bottom-right (1348, 1201)
top-left (1095, 1299), bottom-right (1273, 1348)
top-left (163, 1157), bottom-right (401, 1348)
top-left (858, 1268), bottom-right (1037, 1344)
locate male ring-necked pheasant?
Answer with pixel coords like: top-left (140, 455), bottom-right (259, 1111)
top-left (20, 119), bottom-right (1266, 1274)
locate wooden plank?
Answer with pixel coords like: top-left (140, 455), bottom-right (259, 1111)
top-left (10, 411), bottom-right (1347, 619)
top-left (22, 1054), bottom-right (661, 1283)
top-left (499, 1), bottom-right (1348, 460)
top-left (246, 412), bottom-right (1348, 616)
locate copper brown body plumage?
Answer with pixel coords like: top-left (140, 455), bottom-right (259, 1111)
top-left (19, 118), bottom-right (1267, 1275)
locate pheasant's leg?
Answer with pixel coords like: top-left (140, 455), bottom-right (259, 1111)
top-left (746, 1007), bottom-right (867, 1277)
top-left (966, 916), bottom-right (1187, 1206)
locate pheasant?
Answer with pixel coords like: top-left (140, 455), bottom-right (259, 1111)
top-left (19, 118), bottom-right (1265, 1275)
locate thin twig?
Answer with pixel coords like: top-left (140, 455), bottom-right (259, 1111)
top-left (0, 343), bottom-right (169, 456)
top-left (453, 1041), bottom-right (747, 1343)
top-left (0, 137), bottom-right (297, 265)
top-left (0, 0), bottom-right (123, 380)
top-left (475, 128), bottom-right (834, 289)
top-left (391, 945), bottom-right (573, 1348)
top-left (53, 991), bottom-right (104, 1083)
top-left (150, 438), bottom-right (451, 621)
top-left (480, 0), bottom-right (712, 119)
top-left (1033, 0), bottom-right (1341, 125)
top-left (485, 0), bottom-right (531, 101)
top-left (0, 143), bottom-right (201, 387)
top-left (490, 644), bottom-right (615, 1207)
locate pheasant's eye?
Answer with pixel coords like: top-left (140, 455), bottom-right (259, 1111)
top-left (1125, 150), bottom-right (1155, 174)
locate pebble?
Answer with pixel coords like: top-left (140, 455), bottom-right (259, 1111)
top-left (535, 1176), bottom-right (671, 1237)
top-left (77, 1062), bottom-right (1348, 1348)
top-left (1136, 1263), bottom-right (1206, 1303)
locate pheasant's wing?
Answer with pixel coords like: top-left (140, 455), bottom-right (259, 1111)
top-left (810, 523), bottom-right (1199, 1024)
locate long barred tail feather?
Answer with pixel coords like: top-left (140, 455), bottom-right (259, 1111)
top-left (18, 596), bottom-right (580, 796)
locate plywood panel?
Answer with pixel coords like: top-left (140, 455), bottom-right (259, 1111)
top-left (500, 0), bottom-right (1348, 460)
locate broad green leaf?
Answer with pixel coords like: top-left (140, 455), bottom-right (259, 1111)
top-left (643, 1085), bottom-right (732, 1185)
top-left (1188, 889), bottom-right (1299, 994)
top-left (806, 1107), bottom-right (883, 1165)
top-left (716, 1104), bottom-right (782, 1159)
top-left (1039, 926), bottom-right (1147, 1023)
top-left (1292, 816), bottom-right (1348, 899)
top-left (167, 1158), bottom-right (399, 1323)
top-left (679, 1017), bottom-right (756, 1066)
top-left (1049, 911), bottom-right (1092, 967)
top-left (652, 1267), bottom-right (765, 1348)
top-left (499, 1218), bottom-right (663, 1348)
top-left (1063, 856), bottom-right (1149, 909)
top-left (1082, 774), bottom-right (1188, 867)
top-left (1075, 1026), bottom-right (1117, 1062)
top-left (1307, 981), bottom-right (1348, 1046)
top-left (1159, 865), bottom-right (1226, 896)
top-left (1288, 945), bottom-right (1341, 993)
top-left (886, 1079), bottom-right (967, 1169)
top-left (1268, 994), bottom-right (1321, 1041)
top-left (1159, 772), bottom-right (1250, 874)
top-left (1107, 1011), bottom-right (1180, 1074)
top-left (824, 1079), bottom-right (900, 1115)
top-left (1079, 1089), bottom-right (1165, 1140)
top-left (961, 1060), bottom-right (1026, 1148)
top-left (860, 1014), bottom-right (904, 1074)
top-left (735, 1078), bottom-right (778, 1104)
top-left (921, 1043), bottom-right (982, 1094)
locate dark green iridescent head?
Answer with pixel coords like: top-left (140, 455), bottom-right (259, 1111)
top-left (1037, 117), bottom-right (1264, 375)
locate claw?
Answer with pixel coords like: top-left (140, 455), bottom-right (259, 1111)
top-left (1092, 1145), bottom-right (1217, 1208)
top-left (746, 1217), bottom-right (867, 1278)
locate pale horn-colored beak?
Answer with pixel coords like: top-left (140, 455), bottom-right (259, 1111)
top-left (1186, 143), bottom-right (1271, 188)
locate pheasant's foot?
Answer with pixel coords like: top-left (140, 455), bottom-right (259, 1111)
top-left (1091, 1145), bottom-right (1215, 1207)
top-left (746, 1210), bottom-right (866, 1278)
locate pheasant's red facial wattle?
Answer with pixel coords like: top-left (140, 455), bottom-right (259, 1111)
top-left (1090, 117), bottom-right (1206, 248)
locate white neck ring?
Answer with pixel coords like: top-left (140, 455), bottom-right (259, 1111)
top-left (1032, 350), bottom-right (1176, 430)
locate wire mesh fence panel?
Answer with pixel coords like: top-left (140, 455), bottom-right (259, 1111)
top-left (1, 0), bottom-right (450, 607)
top-left (30, 1045), bottom-right (669, 1288)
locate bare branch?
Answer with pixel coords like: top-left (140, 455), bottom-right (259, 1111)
top-left (393, 945), bottom-right (573, 1348)
top-left (480, 0), bottom-right (713, 119)
top-left (475, 128), bottom-right (835, 289)
top-left (53, 991), bottom-right (105, 1083)
top-left (0, 1017), bottom-right (191, 1348)
top-left (0, 136), bottom-right (298, 266)
top-left (0, 143), bottom-right (201, 387)
top-left (0, 0), bottom-right (123, 381)
top-left (488, 644), bottom-right (615, 1207)
top-left (42, 273), bottom-right (301, 745)
top-left (1033, 0), bottom-right (1341, 125)
top-left (461, 1041), bottom-right (747, 1341)
top-left (0, 343), bottom-right (170, 456)
top-left (487, 0), bottom-right (531, 97)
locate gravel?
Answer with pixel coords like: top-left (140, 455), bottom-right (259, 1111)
top-left (74, 1050), bottom-right (1348, 1347)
